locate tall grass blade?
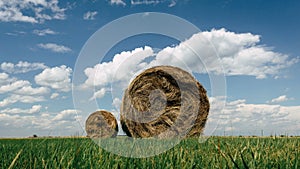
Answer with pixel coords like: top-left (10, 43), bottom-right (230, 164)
top-left (8, 149), bottom-right (22, 169)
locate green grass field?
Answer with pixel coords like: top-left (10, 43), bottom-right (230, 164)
top-left (0, 136), bottom-right (299, 169)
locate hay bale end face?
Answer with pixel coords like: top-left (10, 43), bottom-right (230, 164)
top-left (85, 110), bottom-right (118, 138)
top-left (121, 66), bottom-right (210, 138)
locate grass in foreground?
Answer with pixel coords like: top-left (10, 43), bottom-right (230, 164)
top-left (0, 136), bottom-right (299, 168)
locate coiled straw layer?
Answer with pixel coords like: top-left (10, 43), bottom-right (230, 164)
top-left (86, 110), bottom-right (118, 138)
top-left (121, 66), bottom-right (209, 138)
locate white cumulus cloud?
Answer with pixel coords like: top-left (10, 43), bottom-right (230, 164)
top-left (168, 0), bottom-right (176, 7)
top-left (0, 105), bottom-right (42, 114)
top-left (83, 46), bottom-right (154, 88)
top-left (37, 43), bottom-right (72, 53)
top-left (112, 97), bottom-right (122, 109)
top-left (0, 94), bottom-right (45, 107)
top-left (205, 97), bottom-right (300, 136)
top-left (89, 88), bottom-right (106, 100)
top-left (0, 108), bottom-right (82, 136)
top-left (0, 73), bottom-right (14, 86)
top-left (33, 29), bottom-right (58, 36)
top-left (110, 0), bottom-right (126, 6)
top-left (0, 80), bottom-right (30, 94)
top-left (131, 0), bottom-right (176, 6)
top-left (81, 29), bottom-right (297, 103)
top-left (14, 86), bottom-right (50, 96)
top-left (83, 11), bottom-right (98, 20)
top-left (0, 72), bottom-right (50, 107)
top-left (268, 95), bottom-right (292, 103)
top-left (0, 0), bottom-right (67, 23)
top-left (50, 93), bottom-right (59, 99)
top-left (150, 28), bottom-right (299, 79)
top-left (35, 65), bottom-right (72, 92)
top-left (1, 61), bottom-right (47, 74)
top-left (53, 109), bottom-right (79, 121)
top-left (82, 29), bottom-right (298, 91)
top-left (0, 71), bottom-right (50, 96)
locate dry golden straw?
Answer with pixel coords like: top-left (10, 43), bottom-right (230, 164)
top-left (85, 110), bottom-right (118, 138)
top-left (121, 66), bottom-right (210, 138)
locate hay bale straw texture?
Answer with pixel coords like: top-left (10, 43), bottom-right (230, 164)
top-left (121, 66), bottom-right (210, 138)
top-left (85, 110), bottom-right (118, 138)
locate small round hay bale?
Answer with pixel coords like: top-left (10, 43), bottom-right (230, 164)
top-left (85, 110), bottom-right (118, 138)
top-left (120, 66), bottom-right (210, 138)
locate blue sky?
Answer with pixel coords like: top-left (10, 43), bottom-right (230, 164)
top-left (0, 0), bottom-right (299, 137)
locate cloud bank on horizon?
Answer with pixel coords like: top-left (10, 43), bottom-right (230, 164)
top-left (0, 63), bottom-right (78, 136)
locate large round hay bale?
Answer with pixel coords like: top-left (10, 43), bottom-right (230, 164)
top-left (120, 66), bottom-right (210, 138)
top-left (85, 110), bottom-right (118, 138)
